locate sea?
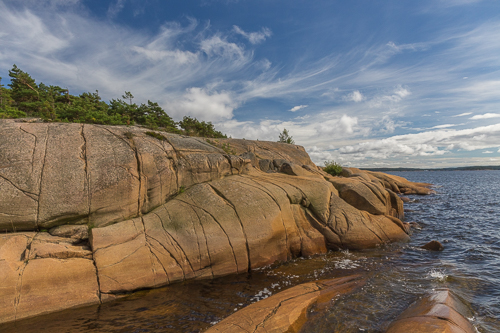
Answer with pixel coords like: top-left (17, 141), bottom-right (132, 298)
top-left (1, 170), bottom-right (499, 332)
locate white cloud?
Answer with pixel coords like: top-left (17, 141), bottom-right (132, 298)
top-left (233, 26), bottom-right (272, 44)
top-left (431, 124), bottom-right (456, 129)
top-left (337, 123), bottom-right (500, 161)
top-left (200, 35), bottom-right (247, 60)
top-left (289, 105), bottom-right (308, 112)
top-left (470, 113), bottom-right (500, 119)
top-left (453, 112), bottom-right (472, 117)
top-left (170, 87), bottom-right (237, 121)
top-left (344, 90), bottom-right (364, 102)
top-left (317, 115), bottom-right (358, 135)
top-left (369, 85), bottom-right (411, 108)
top-left (483, 150), bottom-right (493, 154)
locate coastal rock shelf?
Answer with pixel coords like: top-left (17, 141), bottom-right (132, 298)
top-left (0, 119), bottom-right (432, 324)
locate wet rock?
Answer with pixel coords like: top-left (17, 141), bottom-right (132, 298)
top-left (400, 196), bottom-right (410, 203)
top-left (421, 240), bottom-right (444, 251)
top-left (206, 275), bottom-right (366, 333)
top-left (386, 289), bottom-right (475, 333)
top-left (409, 222), bottom-right (422, 230)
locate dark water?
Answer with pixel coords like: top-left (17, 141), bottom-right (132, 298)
top-left (2, 171), bottom-right (499, 332)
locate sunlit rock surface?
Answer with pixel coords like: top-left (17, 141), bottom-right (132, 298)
top-left (0, 119), bottom-right (431, 323)
top-left (205, 275), bottom-right (366, 333)
top-left (386, 289), bottom-right (476, 333)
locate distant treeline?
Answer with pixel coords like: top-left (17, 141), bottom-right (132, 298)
top-left (0, 65), bottom-right (227, 138)
top-left (362, 166), bottom-right (500, 172)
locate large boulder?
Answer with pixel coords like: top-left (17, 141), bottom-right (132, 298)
top-left (386, 289), bottom-right (476, 333)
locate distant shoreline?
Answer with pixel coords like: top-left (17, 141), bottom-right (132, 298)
top-left (360, 166), bottom-right (500, 172)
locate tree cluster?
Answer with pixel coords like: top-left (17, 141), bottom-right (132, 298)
top-left (0, 65), bottom-right (227, 138)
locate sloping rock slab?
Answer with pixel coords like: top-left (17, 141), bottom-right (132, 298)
top-left (386, 289), bottom-right (476, 333)
top-left (206, 275), bottom-right (366, 333)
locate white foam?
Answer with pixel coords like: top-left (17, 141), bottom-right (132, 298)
top-left (335, 259), bottom-right (360, 269)
top-left (427, 269), bottom-right (447, 282)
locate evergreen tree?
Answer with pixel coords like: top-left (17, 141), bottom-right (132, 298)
top-left (178, 116), bottom-right (227, 138)
top-left (122, 91), bottom-right (134, 105)
top-left (8, 64), bottom-right (41, 115)
top-left (278, 128), bottom-right (295, 144)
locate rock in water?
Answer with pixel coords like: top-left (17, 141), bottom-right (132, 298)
top-left (205, 275), bottom-right (366, 333)
top-left (421, 240), bottom-right (444, 251)
top-left (386, 289), bottom-right (476, 333)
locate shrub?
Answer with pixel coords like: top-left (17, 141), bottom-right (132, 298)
top-left (145, 131), bottom-right (167, 141)
top-left (324, 160), bottom-right (343, 176)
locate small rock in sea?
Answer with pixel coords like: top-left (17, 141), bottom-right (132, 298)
top-left (421, 240), bottom-right (444, 251)
top-left (409, 222), bottom-right (422, 230)
top-left (400, 196), bottom-right (410, 203)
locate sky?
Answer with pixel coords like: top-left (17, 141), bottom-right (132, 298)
top-left (1, 0), bottom-right (500, 168)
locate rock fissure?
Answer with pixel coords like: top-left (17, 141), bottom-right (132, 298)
top-left (36, 125), bottom-right (50, 229)
top-left (0, 174), bottom-right (38, 200)
top-left (146, 234), bottom-right (185, 281)
top-left (81, 125), bottom-right (91, 225)
top-left (231, 178), bottom-right (291, 258)
top-left (98, 245), bottom-right (143, 269)
top-left (154, 210), bottom-right (196, 275)
top-left (18, 125), bottom-right (37, 173)
top-left (186, 204), bottom-right (214, 279)
top-left (208, 184), bottom-right (252, 272)
top-left (140, 216), bottom-right (169, 287)
top-left (361, 216), bottom-right (385, 243)
top-left (176, 197), bottom-right (239, 272)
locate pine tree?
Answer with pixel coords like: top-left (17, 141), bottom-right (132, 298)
top-left (278, 128), bottom-right (295, 144)
top-left (8, 64), bottom-right (41, 115)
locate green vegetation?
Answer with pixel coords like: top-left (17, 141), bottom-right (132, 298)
top-left (324, 160), bottom-right (343, 176)
top-left (145, 131), bottom-right (167, 141)
top-left (0, 64), bottom-right (227, 138)
top-left (178, 116), bottom-right (226, 138)
top-left (278, 128), bottom-right (294, 144)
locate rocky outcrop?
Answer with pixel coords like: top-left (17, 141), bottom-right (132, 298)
top-left (341, 167), bottom-right (434, 195)
top-left (386, 289), bottom-right (476, 333)
top-left (206, 275), bottom-right (366, 333)
top-left (0, 120), bottom-right (428, 323)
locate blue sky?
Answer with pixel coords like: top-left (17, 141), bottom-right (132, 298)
top-left (1, 0), bottom-right (500, 168)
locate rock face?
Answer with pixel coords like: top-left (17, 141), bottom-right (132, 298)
top-left (0, 120), bottom-right (430, 323)
top-left (386, 289), bottom-right (476, 333)
top-left (206, 275), bottom-right (366, 333)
